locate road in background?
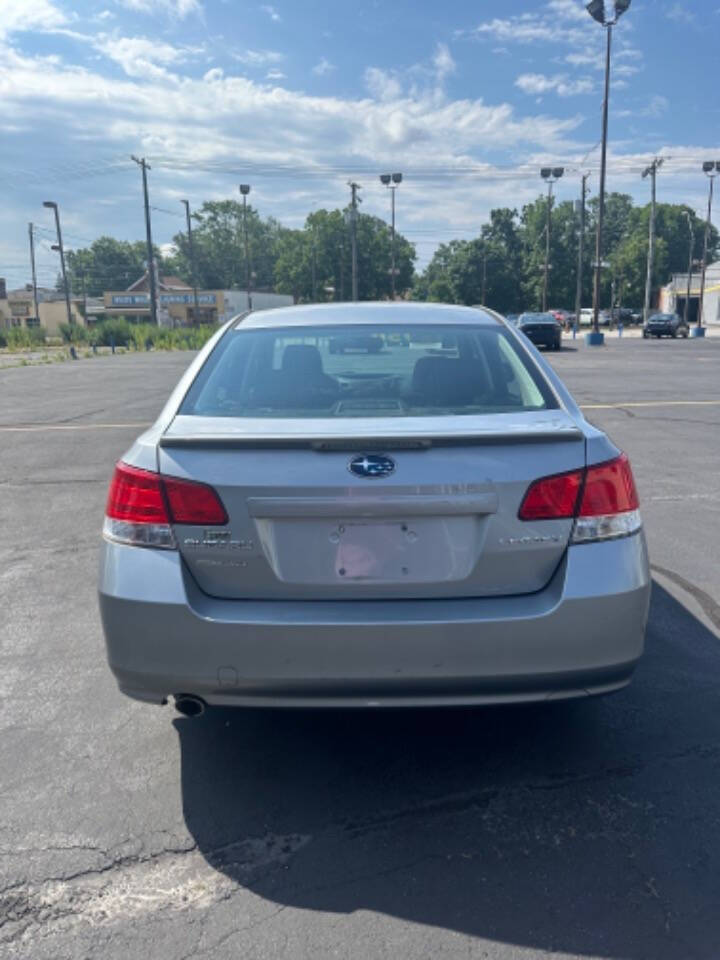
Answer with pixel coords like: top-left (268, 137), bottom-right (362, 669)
top-left (1, 338), bottom-right (718, 959)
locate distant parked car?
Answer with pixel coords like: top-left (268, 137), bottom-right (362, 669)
top-left (517, 313), bottom-right (563, 351)
top-left (550, 309), bottom-right (575, 329)
top-left (643, 313), bottom-right (689, 339)
top-left (578, 308), bottom-right (594, 326)
top-left (329, 333), bottom-right (383, 353)
top-left (505, 314), bottom-right (520, 326)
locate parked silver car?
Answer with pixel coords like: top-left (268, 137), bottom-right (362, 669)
top-left (99, 303), bottom-right (650, 714)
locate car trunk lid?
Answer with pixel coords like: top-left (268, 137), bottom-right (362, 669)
top-left (159, 411), bottom-right (584, 601)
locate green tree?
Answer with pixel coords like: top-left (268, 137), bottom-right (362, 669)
top-left (168, 200), bottom-right (281, 291)
top-left (274, 208), bottom-right (415, 302)
top-left (65, 237), bottom-right (157, 296)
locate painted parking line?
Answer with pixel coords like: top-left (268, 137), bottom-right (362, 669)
top-left (0, 400), bottom-right (719, 432)
top-left (0, 422), bottom-right (151, 432)
top-left (580, 400), bottom-right (720, 410)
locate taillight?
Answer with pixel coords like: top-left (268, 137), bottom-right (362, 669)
top-left (518, 469), bottom-right (583, 520)
top-left (163, 475), bottom-right (228, 525)
top-left (519, 454), bottom-right (641, 544)
top-left (103, 462), bottom-right (227, 549)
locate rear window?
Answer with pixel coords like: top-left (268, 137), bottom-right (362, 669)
top-left (179, 324), bottom-right (557, 419)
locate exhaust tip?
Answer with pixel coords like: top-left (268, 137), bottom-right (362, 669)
top-left (174, 694), bottom-right (206, 718)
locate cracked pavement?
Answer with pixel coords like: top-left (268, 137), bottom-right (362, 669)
top-left (1, 337), bottom-right (719, 959)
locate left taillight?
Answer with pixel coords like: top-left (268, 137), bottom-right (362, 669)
top-left (103, 462), bottom-right (227, 549)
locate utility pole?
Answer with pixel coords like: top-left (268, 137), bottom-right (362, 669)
top-left (239, 184), bottom-right (252, 311)
top-left (339, 238), bottom-right (345, 301)
top-left (311, 229), bottom-right (317, 302)
top-left (348, 181), bottom-right (360, 301)
top-left (28, 223), bottom-right (40, 326)
top-left (642, 157), bottom-right (663, 325)
top-left (42, 201), bottom-right (72, 326)
top-left (181, 199), bottom-right (200, 324)
top-left (80, 272), bottom-right (88, 323)
top-left (683, 211), bottom-right (694, 326)
top-left (540, 167), bottom-right (563, 312)
top-left (574, 174), bottom-right (589, 329)
top-left (698, 161), bottom-right (719, 331)
top-left (481, 241), bottom-right (487, 305)
top-left (131, 156), bottom-right (158, 326)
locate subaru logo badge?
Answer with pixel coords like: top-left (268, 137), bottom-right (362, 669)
top-left (348, 454), bottom-right (395, 479)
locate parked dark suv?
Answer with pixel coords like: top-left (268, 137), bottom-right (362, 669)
top-left (643, 313), bottom-right (689, 339)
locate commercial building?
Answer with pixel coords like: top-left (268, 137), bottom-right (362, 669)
top-left (0, 280), bottom-right (87, 334)
top-left (102, 272), bottom-right (292, 326)
top-left (660, 261), bottom-right (720, 325)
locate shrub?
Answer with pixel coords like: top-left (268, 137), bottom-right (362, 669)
top-left (59, 322), bottom-right (89, 343)
top-left (4, 326), bottom-right (47, 349)
top-left (94, 317), bottom-right (132, 346)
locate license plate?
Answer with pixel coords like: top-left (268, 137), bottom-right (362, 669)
top-left (333, 522), bottom-right (417, 579)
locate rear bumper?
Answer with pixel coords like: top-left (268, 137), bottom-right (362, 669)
top-left (98, 534), bottom-right (650, 708)
top-left (523, 329), bottom-right (559, 347)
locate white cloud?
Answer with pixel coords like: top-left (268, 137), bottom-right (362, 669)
top-left (617, 95), bottom-right (670, 119)
top-left (312, 57), bottom-right (335, 76)
top-left (0, 0), bottom-right (67, 39)
top-left (265, 69), bottom-right (286, 81)
top-left (515, 72), bottom-right (594, 97)
top-left (233, 49), bottom-right (284, 67)
top-left (93, 34), bottom-right (193, 79)
top-left (364, 67), bottom-right (402, 101)
top-left (432, 43), bottom-right (455, 82)
top-left (114, 0), bottom-right (202, 18)
top-left (261, 4), bottom-right (281, 21)
top-left (666, 3), bottom-right (696, 23)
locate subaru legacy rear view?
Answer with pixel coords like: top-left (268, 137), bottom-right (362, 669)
top-left (99, 302), bottom-right (650, 714)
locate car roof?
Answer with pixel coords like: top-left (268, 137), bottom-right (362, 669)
top-left (234, 301), bottom-right (502, 330)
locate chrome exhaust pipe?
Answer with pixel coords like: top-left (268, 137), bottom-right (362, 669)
top-left (174, 694), bottom-right (206, 718)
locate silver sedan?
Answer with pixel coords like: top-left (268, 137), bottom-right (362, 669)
top-left (98, 302), bottom-right (650, 715)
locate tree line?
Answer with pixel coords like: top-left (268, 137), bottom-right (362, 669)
top-left (63, 193), bottom-right (718, 315)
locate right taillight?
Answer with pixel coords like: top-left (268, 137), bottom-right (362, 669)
top-left (103, 462), bottom-right (227, 549)
top-left (520, 453), bottom-right (642, 544)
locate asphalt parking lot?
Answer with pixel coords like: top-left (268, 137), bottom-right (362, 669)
top-left (1, 336), bottom-right (719, 959)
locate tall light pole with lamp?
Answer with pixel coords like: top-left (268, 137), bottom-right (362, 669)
top-left (380, 172), bottom-right (402, 299)
top-left (682, 211), bottom-right (694, 328)
top-left (43, 201), bottom-right (73, 327)
top-left (585, 0), bottom-right (632, 345)
top-left (695, 161), bottom-right (720, 337)
top-left (540, 167), bottom-right (563, 312)
top-left (239, 184), bottom-right (252, 311)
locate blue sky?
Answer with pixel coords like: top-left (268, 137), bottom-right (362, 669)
top-left (1, 0), bottom-right (719, 290)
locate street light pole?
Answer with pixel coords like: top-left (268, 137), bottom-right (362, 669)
top-left (239, 185), bottom-right (252, 311)
top-left (180, 199), bottom-right (200, 324)
top-left (42, 201), bottom-right (72, 327)
top-left (380, 173), bottom-right (402, 299)
top-left (642, 157), bottom-right (663, 326)
top-left (585, 0), bottom-right (632, 343)
top-left (540, 167), bottom-right (564, 311)
top-left (683, 211), bottom-right (694, 327)
top-left (574, 174), bottom-right (589, 330)
top-left (28, 223), bottom-right (40, 326)
top-left (697, 161), bottom-right (719, 335)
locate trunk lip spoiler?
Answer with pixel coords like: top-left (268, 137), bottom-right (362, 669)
top-left (158, 432), bottom-right (582, 449)
top-left (160, 413), bottom-right (584, 448)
